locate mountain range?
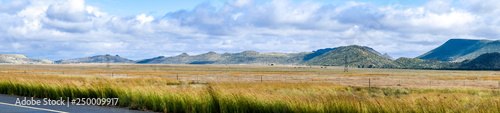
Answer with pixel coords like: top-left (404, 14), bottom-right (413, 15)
top-left (55, 45), bottom-right (394, 67)
top-left (4, 38), bottom-right (500, 70)
top-left (135, 51), bottom-right (308, 65)
top-left (133, 45), bottom-right (391, 65)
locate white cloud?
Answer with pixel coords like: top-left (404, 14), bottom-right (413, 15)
top-left (45, 0), bottom-right (90, 22)
top-left (0, 0), bottom-right (500, 60)
top-left (425, 0), bottom-right (452, 14)
top-left (135, 14), bottom-right (154, 24)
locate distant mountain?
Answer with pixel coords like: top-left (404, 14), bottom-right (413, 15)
top-left (53, 45), bottom-right (395, 67)
top-left (217, 51), bottom-right (307, 65)
top-left (136, 52), bottom-right (223, 64)
top-left (0, 54), bottom-right (53, 64)
top-left (460, 52), bottom-right (500, 69)
top-left (135, 45), bottom-right (394, 66)
top-left (136, 51), bottom-right (307, 65)
top-left (305, 45), bottom-right (397, 68)
top-left (41, 40), bottom-right (500, 70)
top-left (416, 39), bottom-right (500, 62)
top-left (56, 54), bottom-right (134, 64)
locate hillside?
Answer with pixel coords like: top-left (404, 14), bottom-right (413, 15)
top-left (0, 54), bottom-right (53, 64)
top-left (416, 39), bottom-right (500, 62)
top-left (56, 54), bottom-right (135, 64)
top-left (460, 52), bottom-right (500, 69)
top-left (393, 57), bottom-right (457, 69)
top-left (305, 45), bottom-right (397, 68)
top-left (303, 48), bottom-right (336, 60)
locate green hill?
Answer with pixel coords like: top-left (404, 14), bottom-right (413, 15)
top-left (305, 45), bottom-right (396, 68)
top-left (416, 39), bottom-right (500, 62)
top-left (393, 57), bottom-right (457, 69)
top-left (460, 52), bottom-right (500, 70)
top-left (303, 46), bottom-right (393, 61)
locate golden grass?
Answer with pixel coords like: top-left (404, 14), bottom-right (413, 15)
top-left (1, 64), bottom-right (500, 112)
top-left (341, 73), bottom-right (391, 77)
top-left (427, 75), bottom-right (500, 80)
top-left (2, 72), bottom-right (500, 112)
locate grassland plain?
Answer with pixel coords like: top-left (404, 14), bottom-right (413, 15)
top-left (1, 64), bottom-right (500, 112)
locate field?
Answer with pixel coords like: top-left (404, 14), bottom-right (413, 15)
top-left (1, 64), bottom-right (500, 112)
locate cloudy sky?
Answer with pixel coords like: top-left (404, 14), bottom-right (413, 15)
top-left (0, 0), bottom-right (498, 61)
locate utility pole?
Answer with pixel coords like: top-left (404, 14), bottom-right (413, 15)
top-left (106, 54), bottom-right (111, 77)
top-left (344, 52), bottom-right (349, 72)
top-left (106, 54), bottom-right (110, 69)
top-left (369, 78), bottom-right (371, 90)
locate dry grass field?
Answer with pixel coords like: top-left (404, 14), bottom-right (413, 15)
top-left (1, 64), bottom-right (500, 112)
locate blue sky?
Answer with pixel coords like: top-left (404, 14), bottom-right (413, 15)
top-left (85, 0), bottom-right (205, 17)
top-left (83, 0), bottom-right (427, 16)
top-left (0, 0), bottom-right (498, 61)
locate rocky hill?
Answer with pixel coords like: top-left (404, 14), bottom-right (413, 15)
top-left (417, 39), bottom-right (500, 62)
top-left (0, 54), bottom-right (53, 64)
top-left (55, 54), bottom-right (134, 64)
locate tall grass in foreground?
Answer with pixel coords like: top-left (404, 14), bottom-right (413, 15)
top-left (1, 73), bottom-right (500, 112)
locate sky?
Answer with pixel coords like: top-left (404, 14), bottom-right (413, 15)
top-left (0, 0), bottom-right (499, 61)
